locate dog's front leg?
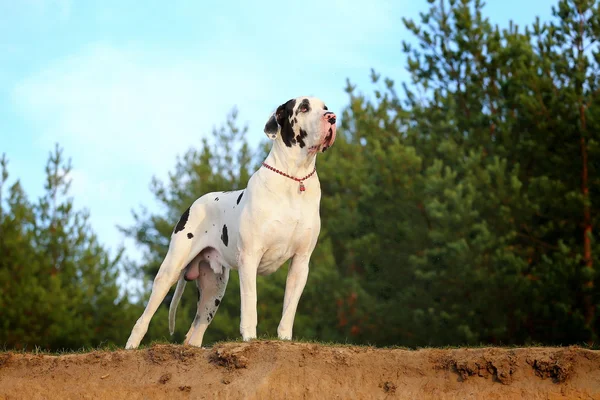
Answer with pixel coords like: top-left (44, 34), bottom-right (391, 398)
top-left (278, 255), bottom-right (310, 340)
top-left (238, 254), bottom-right (260, 341)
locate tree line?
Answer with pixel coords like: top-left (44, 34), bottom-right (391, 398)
top-left (1, 0), bottom-right (598, 350)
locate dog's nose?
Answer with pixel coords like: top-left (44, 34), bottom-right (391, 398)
top-left (324, 112), bottom-right (336, 125)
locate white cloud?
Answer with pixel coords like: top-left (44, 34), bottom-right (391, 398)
top-left (13, 43), bottom-right (274, 176)
top-left (67, 168), bottom-right (126, 205)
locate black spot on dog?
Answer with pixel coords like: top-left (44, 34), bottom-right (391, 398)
top-left (295, 98), bottom-right (310, 115)
top-left (221, 225), bottom-right (229, 246)
top-left (237, 191), bottom-right (243, 204)
top-left (215, 197), bottom-right (219, 201)
top-left (205, 230), bottom-right (208, 233)
top-left (285, 134), bottom-right (296, 147)
top-left (187, 232), bottom-right (194, 239)
top-left (296, 128), bottom-right (308, 148)
top-left (294, 118), bottom-right (297, 123)
top-left (276, 99), bottom-right (297, 147)
top-left (174, 207), bottom-right (190, 234)
top-left (215, 299), bottom-right (220, 306)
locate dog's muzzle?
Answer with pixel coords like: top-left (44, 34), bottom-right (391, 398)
top-left (321, 112), bottom-right (337, 152)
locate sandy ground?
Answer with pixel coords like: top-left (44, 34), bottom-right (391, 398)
top-left (1, 341), bottom-right (599, 399)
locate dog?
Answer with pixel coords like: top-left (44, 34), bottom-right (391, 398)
top-left (125, 96), bottom-right (337, 349)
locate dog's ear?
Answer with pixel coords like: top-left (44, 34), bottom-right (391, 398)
top-left (263, 112), bottom-right (279, 140)
top-left (275, 102), bottom-right (288, 127)
top-left (264, 100), bottom-right (294, 140)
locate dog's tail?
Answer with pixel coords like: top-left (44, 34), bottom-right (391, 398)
top-left (169, 271), bottom-right (186, 335)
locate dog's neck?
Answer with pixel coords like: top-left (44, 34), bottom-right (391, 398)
top-left (263, 139), bottom-right (317, 178)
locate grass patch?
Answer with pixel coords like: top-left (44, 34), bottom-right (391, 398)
top-left (2, 337), bottom-right (597, 355)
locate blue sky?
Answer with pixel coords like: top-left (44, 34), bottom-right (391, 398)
top-left (1, 0), bottom-right (553, 265)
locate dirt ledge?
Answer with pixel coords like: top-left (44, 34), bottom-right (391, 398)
top-left (1, 341), bottom-right (599, 399)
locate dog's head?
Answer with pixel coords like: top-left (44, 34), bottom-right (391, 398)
top-left (263, 97), bottom-right (336, 154)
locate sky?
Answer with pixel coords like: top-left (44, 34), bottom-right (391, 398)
top-left (1, 0), bottom-right (554, 268)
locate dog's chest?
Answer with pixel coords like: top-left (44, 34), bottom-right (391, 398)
top-left (229, 171), bottom-right (321, 275)
top-left (245, 193), bottom-right (318, 274)
top-left (257, 215), bottom-right (315, 274)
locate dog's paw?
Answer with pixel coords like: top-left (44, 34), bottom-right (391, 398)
top-left (277, 331), bottom-right (292, 341)
top-left (240, 325), bottom-right (257, 341)
top-left (125, 341), bottom-right (138, 350)
top-left (241, 332), bottom-right (257, 342)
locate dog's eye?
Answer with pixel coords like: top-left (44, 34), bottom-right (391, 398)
top-left (323, 105), bottom-right (328, 111)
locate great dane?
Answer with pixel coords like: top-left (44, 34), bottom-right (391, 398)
top-left (125, 96), bottom-right (336, 349)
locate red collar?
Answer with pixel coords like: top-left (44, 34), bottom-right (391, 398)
top-left (261, 162), bottom-right (316, 193)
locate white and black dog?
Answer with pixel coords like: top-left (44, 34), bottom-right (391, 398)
top-left (125, 96), bottom-right (336, 349)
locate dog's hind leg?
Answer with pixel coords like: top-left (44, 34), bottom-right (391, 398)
top-left (126, 217), bottom-right (200, 349)
top-left (184, 259), bottom-right (230, 347)
top-left (168, 249), bottom-right (207, 335)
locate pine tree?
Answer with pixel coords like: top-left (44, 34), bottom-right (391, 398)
top-left (319, 0), bottom-right (599, 346)
top-left (0, 146), bottom-right (137, 350)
